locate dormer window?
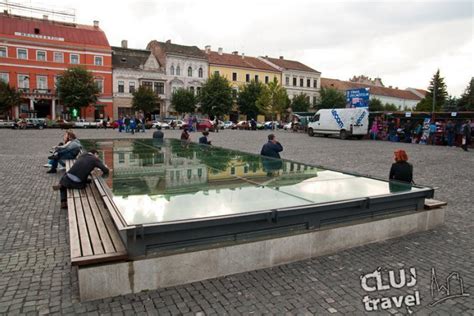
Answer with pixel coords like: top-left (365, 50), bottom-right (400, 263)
top-left (34, 28), bottom-right (40, 34)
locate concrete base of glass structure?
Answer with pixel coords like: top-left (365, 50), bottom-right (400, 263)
top-left (77, 207), bottom-right (445, 301)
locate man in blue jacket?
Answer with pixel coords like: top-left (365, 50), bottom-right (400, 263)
top-left (260, 134), bottom-right (283, 158)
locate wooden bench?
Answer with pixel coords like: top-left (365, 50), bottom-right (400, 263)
top-left (65, 160), bottom-right (128, 266)
top-left (424, 198), bottom-right (447, 210)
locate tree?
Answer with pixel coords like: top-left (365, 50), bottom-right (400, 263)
top-left (0, 81), bottom-right (21, 115)
top-left (57, 67), bottom-right (100, 109)
top-left (384, 103), bottom-right (399, 111)
top-left (170, 88), bottom-right (196, 115)
top-left (368, 98), bottom-right (384, 112)
top-left (415, 69), bottom-right (448, 112)
top-left (237, 80), bottom-right (264, 119)
top-left (443, 95), bottom-right (458, 112)
top-left (256, 78), bottom-right (289, 123)
top-left (317, 87), bottom-right (346, 109)
top-left (132, 86), bottom-right (161, 113)
top-left (457, 77), bottom-right (473, 111)
top-left (199, 74), bottom-right (233, 117)
top-left (291, 93), bottom-right (311, 112)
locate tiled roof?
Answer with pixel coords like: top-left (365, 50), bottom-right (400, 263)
top-left (0, 13), bottom-right (110, 47)
top-left (264, 57), bottom-right (320, 73)
top-left (321, 78), bottom-right (423, 100)
top-left (112, 47), bottom-right (150, 69)
top-left (207, 51), bottom-right (279, 72)
top-left (149, 40), bottom-right (207, 59)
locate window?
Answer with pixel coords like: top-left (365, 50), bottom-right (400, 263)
top-left (17, 48), bottom-right (28, 59)
top-left (95, 79), bottom-right (104, 93)
top-left (54, 52), bottom-right (63, 63)
top-left (118, 153), bottom-right (125, 164)
top-left (187, 169), bottom-right (192, 180)
top-left (231, 167), bottom-right (235, 175)
top-left (196, 87), bottom-right (201, 95)
top-left (307, 79), bottom-right (311, 87)
top-left (0, 47), bottom-right (6, 57)
top-left (188, 66), bottom-right (192, 77)
top-left (172, 86), bottom-right (177, 94)
top-left (214, 70), bottom-right (220, 76)
top-left (142, 81), bottom-right (153, 90)
top-left (94, 56), bottom-right (103, 66)
top-left (176, 66), bottom-right (180, 76)
top-left (18, 74), bottom-right (29, 88)
top-left (54, 75), bottom-right (61, 88)
top-left (313, 114), bottom-right (320, 122)
top-left (232, 89), bottom-right (237, 99)
top-left (255, 75), bottom-right (259, 82)
top-left (293, 77), bottom-right (297, 86)
top-left (118, 81), bottom-right (124, 93)
top-left (246, 74), bottom-right (250, 82)
top-left (232, 72), bottom-right (237, 81)
top-left (155, 82), bottom-right (164, 94)
top-left (189, 86), bottom-right (195, 95)
top-left (244, 165), bottom-right (249, 174)
top-left (70, 54), bottom-right (79, 64)
top-left (285, 76), bottom-right (290, 86)
top-left (300, 78), bottom-right (303, 87)
top-left (129, 81), bottom-right (135, 93)
top-left (313, 79), bottom-right (318, 88)
top-left (198, 168), bottom-right (202, 177)
top-left (0, 73), bottom-right (8, 83)
top-left (36, 50), bottom-right (46, 61)
top-left (170, 65), bottom-right (175, 75)
top-left (36, 75), bottom-right (48, 89)
top-left (198, 67), bottom-right (203, 78)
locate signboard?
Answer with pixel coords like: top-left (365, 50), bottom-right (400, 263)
top-left (405, 112), bottom-right (412, 118)
top-left (346, 88), bottom-right (370, 108)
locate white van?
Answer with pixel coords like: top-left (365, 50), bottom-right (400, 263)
top-left (307, 108), bottom-right (369, 139)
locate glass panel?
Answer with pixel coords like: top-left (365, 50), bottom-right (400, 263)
top-left (81, 139), bottom-right (423, 226)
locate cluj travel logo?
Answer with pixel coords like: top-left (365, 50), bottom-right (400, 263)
top-left (360, 267), bottom-right (470, 313)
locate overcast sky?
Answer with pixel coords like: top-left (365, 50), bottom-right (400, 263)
top-left (10, 0), bottom-right (474, 96)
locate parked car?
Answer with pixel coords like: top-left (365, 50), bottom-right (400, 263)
top-left (55, 119), bottom-right (75, 129)
top-left (152, 121), bottom-right (170, 129)
top-left (74, 119), bottom-right (100, 128)
top-left (14, 118), bottom-right (47, 129)
top-left (256, 122), bottom-right (265, 130)
top-left (183, 119), bottom-right (215, 131)
top-left (264, 121), bottom-right (281, 130)
top-left (223, 121), bottom-right (235, 129)
top-left (283, 122), bottom-right (292, 130)
top-left (0, 120), bottom-right (15, 128)
top-left (234, 121), bottom-right (250, 130)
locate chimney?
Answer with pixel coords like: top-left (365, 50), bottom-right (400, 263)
top-left (218, 47), bottom-right (223, 55)
top-left (121, 40), bottom-right (128, 48)
top-left (43, 15), bottom-right (48, 20)
top-left (389, 85), bottom-right (393, 89)
top-left (279, 56), bottom-right (284, 59)
top-left (242, 53), bottom-right (245, 59)
top-left (265, 55), bottom-right (268, 58)
top-left (166, 39), bottom-right (171, 44)
top-left (205, 45), bottom-right (211, 53)
top-left (93, 20), bottom-right (99, 28)
top-left (232, 51), bottom-right (238, 55)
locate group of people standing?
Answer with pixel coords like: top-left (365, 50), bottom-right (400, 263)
top-left (116, 115), bottom-right (147, 134)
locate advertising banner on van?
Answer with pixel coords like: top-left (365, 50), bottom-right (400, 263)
top-left (346, 88), bottom-right (370, 108)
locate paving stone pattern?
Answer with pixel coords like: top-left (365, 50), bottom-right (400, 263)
top-left (0, 128), bottom-right (472, 315)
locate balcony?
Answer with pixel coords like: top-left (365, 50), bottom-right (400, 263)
top-left (19, 88), bottom-right (56, 99)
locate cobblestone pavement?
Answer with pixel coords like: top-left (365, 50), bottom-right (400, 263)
top-left (0, 128), bottom-right (472, 315)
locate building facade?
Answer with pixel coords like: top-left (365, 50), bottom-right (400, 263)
top-left (0, 13), bottom-right (112, 120)
top-left (205, 46), bottom-right (281, 96)
top-left (260, 56), bottom-right (321, 107)
top-left (112, 41), bottom-right (166, 119)
top-left (147, 40), bottom-right (208, 117)
top-left (321, 78), bottom-right (424, 110)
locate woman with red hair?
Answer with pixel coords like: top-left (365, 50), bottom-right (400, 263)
top-left (389, 149), bottom-right (413, 183)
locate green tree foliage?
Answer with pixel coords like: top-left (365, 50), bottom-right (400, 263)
top-left (171, 88), bottom-right (196, 114)
top-left (237, 80), bottom-right (264, 119)
top-left (317, 87), bottom-right (346, 109)
top-left (132, 86), bottom-right (161, 113)
top-left (199, 74), bottom-right (233, 117)
top-left (56, 67), bottom-right (100, 108)
top-left (443, 96), bottom-right (458, 112)
top-left (457, 77), bottom-right (473, 111)
top-left (0, 81), bottom-right (21, 114)
top-left (368, 98), bottom-right (384, 112)
top-left (384, 103), bottom-right (399, 111)
top-left (291, 93), bottom-right (311, 112)
top-left (256, 78), bottom-right (289, 121)
top-left (415, 69), bottom-right (448, 112)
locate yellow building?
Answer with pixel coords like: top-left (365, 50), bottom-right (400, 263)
top-left (205, 46), bottom-right (281, 94)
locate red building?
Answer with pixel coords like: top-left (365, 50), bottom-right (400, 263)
top-left (0, 12), bottom-right (112, 120)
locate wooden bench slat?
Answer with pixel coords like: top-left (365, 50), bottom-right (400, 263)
top-left (67, 192), bottom-right (82, 260)
top-left (70, 251), bottom-right (128, 266)
top-left (90, 181), bottom-right (127, 253)
top-left (74, 192), bottom-right (94, 257)
top-left (81, 184), bottom-right (105, 255)
top-left (424, 199), bottom-right (447, 210)
top-left (86, 184), bottom-right (116, 254)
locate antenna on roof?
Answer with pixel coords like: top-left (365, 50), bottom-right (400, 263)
top-left (0, 1), bottom-right (76, 23)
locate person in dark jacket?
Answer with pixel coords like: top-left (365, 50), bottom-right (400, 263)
top-left (260, 134), bottom-right (283, 158)
top-left (53, 149), bottom-right (109, 209)
top-left (199, 131), bottom-right (211, 145)
top-left (152, 125), bottom-right (164, 139)
top-left (461, 120), bottom-right (472, 151)
top-left (389, 149), bottom-right (413, 183)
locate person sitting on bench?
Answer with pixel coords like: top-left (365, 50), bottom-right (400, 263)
top-left (47, 131), bottom-right (82, 173)
top-left (53, 149), bottom-right (109, 209)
